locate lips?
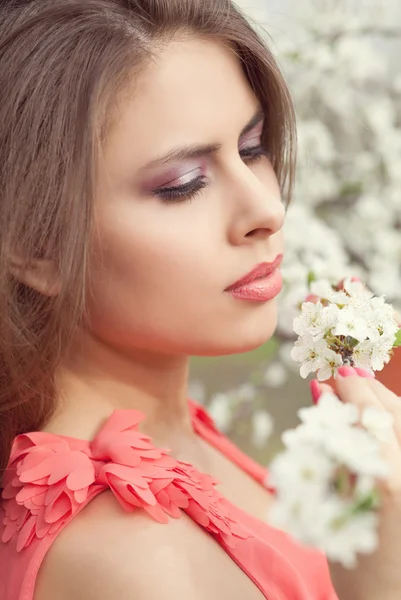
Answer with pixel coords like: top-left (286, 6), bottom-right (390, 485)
top-left (225, 254), bottom-right (283, 292)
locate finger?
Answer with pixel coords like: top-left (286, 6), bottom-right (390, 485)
top-left (366, 378), bottom-right (400, 410)
top-left (335, 368), bottom-right (382, 411)
top-left (336, 367), bottom-right (400, 411)
top-left (320, 383), bottom-right (333, 394)
top-left (353, 366), bottom-right (375, 378)
top-left (309, 380), bottom-right (333, 404)
top-left (336, 367), bottom-right (401, 447)
top-left (367, 379), bottom-right (401, 444)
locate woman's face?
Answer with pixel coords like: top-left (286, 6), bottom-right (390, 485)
top-left (88, 37), bottom-right (285, 357)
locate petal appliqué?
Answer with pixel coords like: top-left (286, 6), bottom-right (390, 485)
top-left (2, 408), bottom-right (252, 552)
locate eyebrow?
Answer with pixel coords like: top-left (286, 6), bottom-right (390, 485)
top-left (140, 108), bottom-right (265, 171)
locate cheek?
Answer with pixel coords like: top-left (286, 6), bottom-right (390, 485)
top-left (90, 192), bottom-right (224, 295)
top-left (92, 201), bottom-right (179, 271)
top-left (85, 207), bottom-right (215, 340)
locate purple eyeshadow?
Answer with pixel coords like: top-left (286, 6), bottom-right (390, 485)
top-left (141, 159), bottom-right (207, 192)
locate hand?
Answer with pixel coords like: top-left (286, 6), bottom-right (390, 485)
top-left (315, 368), bottom-right (401, 600)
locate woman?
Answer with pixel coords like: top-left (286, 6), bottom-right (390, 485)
top-left (1, 1), bottom-right (401, 599)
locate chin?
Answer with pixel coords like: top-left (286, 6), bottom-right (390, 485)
top-left (195, 302), bottom-right (279, 357)
top-left (219, 325), bottom-right (276, 356)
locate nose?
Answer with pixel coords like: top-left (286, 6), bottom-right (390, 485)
top-left (225, 159), bottom-right (286, 246)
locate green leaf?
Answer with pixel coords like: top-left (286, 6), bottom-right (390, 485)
top-left (352, 490), bottom-right (381, 514)
top-left (339, 180), bottom-right (364, 197)
top-left (285, 51), bottom-right (301, 62)
top-left (394, 329), bottom-right (401, 348)
top-left (307, 271), bottom-right (317, 287)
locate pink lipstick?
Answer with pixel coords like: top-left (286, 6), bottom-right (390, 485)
top-left (225, 254), bottom-right (283, 301)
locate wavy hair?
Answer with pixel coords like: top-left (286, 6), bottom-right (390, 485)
top-left (0, 0), bottom-right (296, 480)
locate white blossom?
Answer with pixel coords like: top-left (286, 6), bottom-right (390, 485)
top-left (333, 306), bottom-right (370, 342)
top-left (291, 334), bottom-right (330, 379)
top-left (352, 340), bottom-right (375, 371)
top-left (361, 406), bottom-right (396, 444)
top-left (251, 410), bottom-right (274, 448)
top-left (207, 393), bottom-right (232, 432)
top-left (291, 277), bottom-right (398, 379)
top-left (293, 301), bottom-right (325, 337)
top-left (268, 392), bottom-right (392, 567)
top-left (317, 502), bottom-right (379, 569)
top-left (237, 382), bottom-right (257, 402)
top-left (310, 280), bottom-right (339, 302)
top-left (323, 426), bottom-right (389, 479)
top-left (370, 336), bottom-right (394, 371)
top-left (316, 348), bottom-right (344, 382)
top-left (269, 443), bottom-right (335, 499)
top-left (342, 278), bottom-right (374, 301)
top-left (264, 362), bottom-right (288, 388)
top-left (299, 393), bottom-right (359, 429)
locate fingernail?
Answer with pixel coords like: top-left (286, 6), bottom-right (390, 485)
top-left (337, 366), bottom-right (358, 377)
top-left (354, 367), bottom-right (375, 379)
top-left (310, 379), bottom-right (322, 404)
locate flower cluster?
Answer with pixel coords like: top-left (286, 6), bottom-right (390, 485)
top-left (268, 392), bottom-right (394, 568)
top-left (291, 277), bottom-right (401, 381)
top-left (265, 0), bottom-right (401, 390)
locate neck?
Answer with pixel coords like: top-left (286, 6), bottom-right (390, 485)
top-left (51, 330), bottom-right (193, 443)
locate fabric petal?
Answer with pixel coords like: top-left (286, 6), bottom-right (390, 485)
top-left (105, 471), bottom-right (157, 507)
top-left (74, 487), bottom-right (90, 504)
top-left (2, 519), bottom-right (17, 544)
top-left (15, 484), bottom-right (48, 504)
top-left (149, 477), bottom-right (175, 496)
top-left (186, 499), bottom-right (210, 527)
top-left (16, 514), bottom-right (36, 552)
top-left (45, 492), bottom-right (72, 524)
top-left (65, 461), bottom-right (96, 491)
top-left (35, 509), bottom-right (53, 539)
top-left (143, 503), bottom-right (170, 524)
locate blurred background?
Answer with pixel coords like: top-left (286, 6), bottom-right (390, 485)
top-left (188, 0), bottom-right (401, 464)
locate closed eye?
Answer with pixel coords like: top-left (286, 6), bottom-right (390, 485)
top-left (240, 145), bottom-right (271, 165)
top-left (153, 145), bottom-right (271, 204)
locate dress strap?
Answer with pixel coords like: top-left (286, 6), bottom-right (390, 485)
top-left (188, 400), bottom-right (269, 486)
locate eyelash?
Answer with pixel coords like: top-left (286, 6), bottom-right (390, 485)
top-left (153, 146), bottom-right (270, 204)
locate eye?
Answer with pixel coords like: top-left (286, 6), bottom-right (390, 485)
top-left (151, 144), bottom-right (271, 205)
top-left (239, 145), bottom-right (271, 165)
top-left (152, 176), bottom-right (208, 204)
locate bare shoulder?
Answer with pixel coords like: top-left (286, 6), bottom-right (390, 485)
top-left (34, 491), bottom-right (231, 600)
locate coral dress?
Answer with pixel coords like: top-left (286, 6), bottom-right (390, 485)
top-left (0, 400), bottom-right (338, 600)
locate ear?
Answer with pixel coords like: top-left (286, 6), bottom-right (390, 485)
top-left (9, 256), bottom-right (61, 297)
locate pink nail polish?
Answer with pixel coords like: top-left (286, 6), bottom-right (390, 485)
top-left (310, 379), bottom-right (322, 404)
top-left (354, 367), bottom-right (375, 379)
top-left (337, 366), bottom-right (358, 377)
